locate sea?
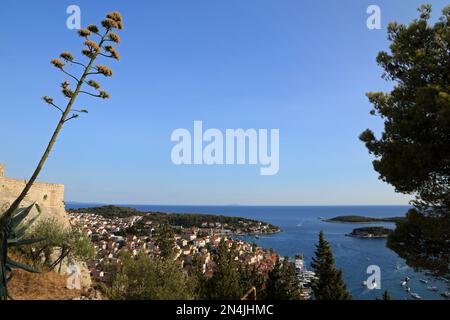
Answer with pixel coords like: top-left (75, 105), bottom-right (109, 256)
top-left (66, 203), bottom-right (449, 300)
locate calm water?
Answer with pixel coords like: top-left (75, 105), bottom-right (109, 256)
top-left (67, 203), bottom-right (449, 300)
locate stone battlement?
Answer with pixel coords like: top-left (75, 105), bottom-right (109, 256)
top-left (0, 164), bottom-right (68, 225)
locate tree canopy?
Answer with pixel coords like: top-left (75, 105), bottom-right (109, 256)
top-left (360, 4), bottom-right (450, 277)
top-left (360, 4), bottom-right (450, 209)
top-left (311, 231), bottom-right (351, 300)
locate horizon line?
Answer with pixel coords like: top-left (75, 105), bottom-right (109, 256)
top-left (65, 201), bottom-right (412, 207)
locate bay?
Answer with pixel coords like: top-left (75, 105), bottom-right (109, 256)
top-left (66, 203), bottom-right (448, 300)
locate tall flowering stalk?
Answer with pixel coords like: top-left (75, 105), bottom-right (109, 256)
top-left (0, 12), bottom-right (123, 300)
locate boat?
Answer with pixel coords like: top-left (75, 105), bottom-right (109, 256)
top-left (411, 293), bottom-right (422, 300)
top-left (294, 254), bottom-right (317, 300)
top-left (362, 281), bottom-right (367, 286)
top-left (401, 281), bottom-right (407, 287)
top-left (420, 279), bottom-right (428, 284)
top-left (427, 286), bottom-right (438, 292)
top-left (405, 276), bottom-right (410, 281)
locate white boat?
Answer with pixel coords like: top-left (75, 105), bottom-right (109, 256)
top-left (420, 279), bottom-right (428, 284)
top-left (405, 287), bottom-right (411, 292)
top-left (427, 286), bottom-right (438, 292)
top-left (294, 254), bottom-right (316, 300)
top-left (411, 293), bottom-right (422, 300)
top-left (401, 281), bottom-right (407, 287)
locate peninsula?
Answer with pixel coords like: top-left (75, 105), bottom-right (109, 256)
top-left (68, 205), bottom-right (281, 235)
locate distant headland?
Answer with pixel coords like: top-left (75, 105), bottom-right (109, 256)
top-left (67, 205), bottom-right (281, 236)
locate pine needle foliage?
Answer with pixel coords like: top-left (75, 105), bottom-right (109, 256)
top-left (311, 231), bottom-right (352, 300)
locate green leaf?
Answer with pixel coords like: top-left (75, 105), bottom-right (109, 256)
top-left (6, 259), bottom-right (40, 273)
top-left (13, 210), bottom-right (42, 238)
top-left (11, 203), bottom-right (35, 229)
top-left (7, 237), bottom-right (46, 247)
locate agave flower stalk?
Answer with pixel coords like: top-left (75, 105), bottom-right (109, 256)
top-left (0, 12), bottom-right (123, 300)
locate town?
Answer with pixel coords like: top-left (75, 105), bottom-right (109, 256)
top-left (68, 211), bottom-right (277, 283)
top-left (67, 206), bottom-right (316, 299)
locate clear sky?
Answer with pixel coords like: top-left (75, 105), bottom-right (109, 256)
top-left (1, 0), bottom-right (447, 205)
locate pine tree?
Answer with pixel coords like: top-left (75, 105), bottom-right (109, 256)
top-left (311, 231), bottom-right (351, 300)
top-left (264, 258), bottom-right (289, 300)
top-left (154, 223), bottom-right (177, 260)
top-left (360, 4), bottom-right (450, 276)
top-left (205, 239), bottom-right (243, 299)
top-left (190, 253), bottom-right (207, 299)
top-left (239, 264), bottom-right (264, 300)
top-left (262, 257), bottom-right (302, 300)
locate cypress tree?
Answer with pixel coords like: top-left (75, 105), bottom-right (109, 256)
top-left (239, 264), bottom-right (264, 300)
top-left (190, 253), bottom-right (207, 299)
top-left (155, 223), bottom-right (177, 260)
top-left (263, 257), bottom-right (302, 300)
top-left (311, 231), bottom-right (351, 300)
top-left (263, 258), bottom-right (287, 300)
top-left (205, 239), bottom-right (242, 299)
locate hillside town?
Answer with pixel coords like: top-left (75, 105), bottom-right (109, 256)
top-left (68, 211), bottom-right (281, 286)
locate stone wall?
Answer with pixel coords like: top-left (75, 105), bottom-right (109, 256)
top-left (0, 163), bottom-right (91, 289)
top-left (0, 164), bottom-right (68, 226)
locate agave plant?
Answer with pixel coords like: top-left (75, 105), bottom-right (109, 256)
top-left (0, 11), bottom-right (123, 300)
top-left (0, 203), bottom-right (45, 300)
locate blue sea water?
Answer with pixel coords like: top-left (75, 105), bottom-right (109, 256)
top-left (67, 203), bottom-right (449, 300)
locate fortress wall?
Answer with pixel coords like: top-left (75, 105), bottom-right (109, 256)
top-left (0, 164), bottom-right (68, 226)
top-left (0, 164), bottom-right (91, 288)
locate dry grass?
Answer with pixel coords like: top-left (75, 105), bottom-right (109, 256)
top-left (7, 253), bottom-right (82, 300)
top-left (8, 268), bottom-right (82, 300)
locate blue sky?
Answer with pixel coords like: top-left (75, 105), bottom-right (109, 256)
top-left (1, 0), bottom-right (447, 205)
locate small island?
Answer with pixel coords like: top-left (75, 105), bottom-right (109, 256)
top-left (346, 226), bottom-right (392, 238)
top-left (323, 215), bottom-right (405, 224)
